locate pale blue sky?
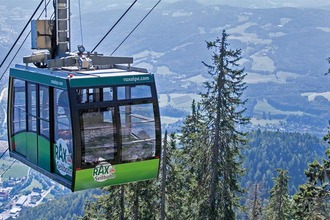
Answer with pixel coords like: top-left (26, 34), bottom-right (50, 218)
top-left (22, 0), bottom-right (330, 9)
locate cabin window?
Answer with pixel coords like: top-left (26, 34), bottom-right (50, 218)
top-left (13, 79), bottom-right (26, 133)
top-left (77, 87), bottom-right (113, 103)
top-left (120, 103), bottom-right (156, 161)
top-left (27, 83), bottom-right (37, 132)
top-left (118, 85), bottom-right (151, 100)
top-left (80, 107), bottom-right (116, 167)
top-left (39, 86), bottom-right (50, 138)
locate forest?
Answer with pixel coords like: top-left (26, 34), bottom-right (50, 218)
top-left (15, 130), bottom-right (329, 220)
top-left (13, 30), bottom-right (330, 220)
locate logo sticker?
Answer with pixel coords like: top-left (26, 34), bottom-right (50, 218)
top-left (55, 138), bottom-right (72, 177)
top-left (93, 161), bottom-right (116, 182)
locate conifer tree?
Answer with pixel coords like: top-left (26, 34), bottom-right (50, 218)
top-left (160, 131), bottom-right (193, 219)
top-left (292, 150), bottom-right (330, 219)
top-left (246, 183), bottom-right (264, 220)
top-left (179, 30), bottom-right (249, 219)
top-left (203, 30), bottom-right (249, 219)
top-left (125, 180), bottom-right (159, 220)
top-left (81, 185), bottom-right (125, 219)
top-left (179, 100), bottom-right (211, 219)
top-left (265, 169), bottom-right (291, 220)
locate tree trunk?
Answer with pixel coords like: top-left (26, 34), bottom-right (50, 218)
top-left (160, 130), bottom-right (168, 220)
top-left (133, 184), bottom-right (139, 220)
top-left (120, 185), bottom-right (125, 220)
top-left (209, 33), bottom-right (226, 219)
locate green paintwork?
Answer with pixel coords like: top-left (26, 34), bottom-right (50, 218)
top-left (11, 133), bottom-right (159, 191)
top-left (74, 159), bottom-right (159, 191)
top-left (69, 74), bottom-right (154, 88)
top-left (38, 137), bottom-right (51, 171)
top-left (26, 133), bottom-right (38, 164)
top-left (10, 67), bottom-right (68, 89)
top-left (12, 132), bottom-right (53, 173)
top-left (10, 66), bottom-right (155, 90)
top-left (12, 133), bottom-right (27, 156)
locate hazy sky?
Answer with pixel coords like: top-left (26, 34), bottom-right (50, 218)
top-left (11, 0), bottom-right (330, 10)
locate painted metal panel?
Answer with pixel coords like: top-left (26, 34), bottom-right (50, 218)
top-left (10, 68), bottom-right (68, 90)
top-left (69, 74), bottom-right (154, 88)
top-left (74, 159), bottom-right (159, 191)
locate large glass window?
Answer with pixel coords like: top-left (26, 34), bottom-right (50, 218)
top-left (118, 85), bottom-right (151, 100)
top-left (39, 86), bottom-right (50, 138)
top-left (78, 84), bottom-right (157, 167)
top-left (77, 87), bottom-right (113, 103)
top-left (80, 107), bottom-right (116, 166)
top-left (13, 79), bottom-right (26, 133)
top-left (27, 83), bottom-right (37, 132)
top-left (120, 103), bottom-right (156, 161)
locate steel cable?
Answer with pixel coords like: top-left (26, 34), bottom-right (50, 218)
top-left (111, 0), bottom-right (161, 56)
top-left (91, 0), bottom-right (138, 53)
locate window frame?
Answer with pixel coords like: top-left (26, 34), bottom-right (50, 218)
top-left (74, 83), bottom-right (160, 169)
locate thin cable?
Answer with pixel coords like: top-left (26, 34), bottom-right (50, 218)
top-left (91, 0), bottom-right (138, 53)
top-left (78, 0), bottom-right (84, 45)
top-left (0, 0), bottom-right (45, 70)
top-left (1, 160), bottom-right (16, 178)
top-left (45, 0), bottom-right (48, 18)
top-left (0, 149), bottom-right (8, 160)
top-left (111, 0), bottom-right (161, 56)
top-left (0, 0), bottom-right (52, 82)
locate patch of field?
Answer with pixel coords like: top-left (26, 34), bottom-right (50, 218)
top-left (0, 141), bottom-right (8, 151)
top-left (250, 118), bottom-right (281, 126)
top-left (172, 95), bottom-right (192, 105)
top-left (159, 93), bottom-right (201, 112)
top-left (316, 27), bottom-right (330, 32)
top-left (1, 162), bottom-right (28, 178)
top-left (170, 93), bottom-right (201, 110)
top-left (269, 32), bottom-right (286, 37)
top-left (251, 54), bottom-right (275, 72)
top-left (159, 94), bottom-right (169, 107)
top-left (226, 22), bottom-right (272, 45)
top-left (301, 92), bottom-right (330, 101)
top-left (187, 74), bottom-right (208, 84)
top-left (254, 99), bottom-right (305, 116)
top-left (23, 178), bottom-right (43, 192)
top-left (276, 71), bottom-right (300, 80)
top-left (157, 66), bottom-right (176, 75)
top-left (280, 17), bottom-right (292, 26)
top-left (161, 116), bottom-right (181, 125)
top-left (244, 72), bottom-right (278, 84)
top-left (245, 71), bottom-right (300, 84)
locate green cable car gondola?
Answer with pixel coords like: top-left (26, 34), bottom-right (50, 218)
top-left (7, 0), bottom-right (161, 191)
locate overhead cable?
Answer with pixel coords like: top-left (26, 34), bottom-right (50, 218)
top-left (91, 0), bottom-right (138, 53)
top-left (0, 0), bottom-right (52, 82)
top-left (0, 149), bottom-right (8, 161)
top-left (111, 0), bottom-right (161, 56)
top-left (0, 0), bottom-right (45, 70)
top-left (0, 160), bottom-right (16, 178)
top-left (78, 0), bottom-right (84, 45)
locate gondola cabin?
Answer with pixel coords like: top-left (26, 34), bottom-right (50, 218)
top-left (7, 62), bottom-right (161, 191)
top-left (6, 0), bottom-right (161, 191)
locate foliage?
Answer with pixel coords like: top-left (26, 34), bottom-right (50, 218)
top-left (179, 100), bottom-right (210, 219)
top-left (202, 30), bottom-right (249, 219)
top-left (265, 169), bottom-right (291, 220)
top-left (246, 183), bottom-right (264, 220)
top-left (292, 148), bottom-right (330, 219)
top-left (17, 189), bottom-right (101, 220)
top-left (243, 130), bottom-right (326, 196)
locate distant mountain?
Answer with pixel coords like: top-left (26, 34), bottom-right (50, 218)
top-left (1, 0), bottom-right (330, 135)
